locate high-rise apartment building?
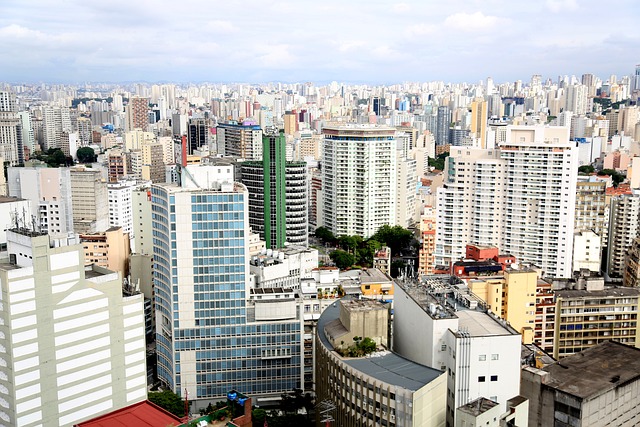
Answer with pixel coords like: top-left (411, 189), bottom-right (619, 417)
top-left (241, 129), bottom-right (308, 248)
top-left (70, 166), bottom-right (109, 234)
top-left (607, 192), bottom-right (640, 278)
top-left (0, 91), bottom-right (21, 166)
top-left (216, 122), bottom-right (263, 159)
top-left (575, 180), bottom-right (608, 247)
top-left (436, 105), bottom-right (450, 146)
top-left (0, 228), bottom-right (147, 426)
top-left (436, 126), bottom-right (578, 278)
top-left (152, 164), bottom-right (302, 405)
top-left (80, 226), bottom-right (131, 276)
top-left (125, 97), bottom-right (149, 132)
top-left (7, 167), bottom-right (74, 238)
top-left (42, 106), bottom-right (72, 151)
top-left (470, 98), bottom-right (488, 148)
top-left (321, 124), bottom-right (397, 238)
top-left (396, 154), bottom-right (417, 228)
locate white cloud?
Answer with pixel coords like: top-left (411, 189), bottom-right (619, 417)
top-left (546, 0), bottom-right (579, 13)
top-left (405, 23), bottom-right (437, 37)
top-left (443, 11), bottom-right (501, 32)
top-left (337, 40), bottom-right (366, 53)
top-left (393, 3), bottom-right (411, 13)
top-left (258, 44), bottom-right (296, 68)
top-left (206, 20), bottom-right (237, 33)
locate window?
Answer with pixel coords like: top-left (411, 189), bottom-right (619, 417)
top-left (479, 354), bottom-right (486, 361)
top-left (491, 354), bottom-right (499, 360)
top-left (441, 344), bottom-right (447, 351)
top-left (478, 376), bottom-right (486, 382)
top-left (491, 375), bottom-right (498, 381)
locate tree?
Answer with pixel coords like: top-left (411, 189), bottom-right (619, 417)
top-left (314, 226), bottom-right (336, 244)
top-left (598, 168), bottom-right (625, 187)
top-left (578, 165), bottom-right (594, 174)
top-left (330, 250), bottom-right (355, 269)
top-left (252, 408), bottom-right (267, 424)
top-left (427, 151), bottom-right (449, 171)
top-left (148, 390), bottom-right (185, 417)
top-left (371, 225), bottom-right (415, 257)
top-left (339, 235), bottom-right (362, 254)
top-left (76, 146), bottom-right (96, 163)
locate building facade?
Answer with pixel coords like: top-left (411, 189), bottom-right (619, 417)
top-left (0, 229), bottom-right (147, 426)
top-left (216, 122), bottom-right (263, 160)
top-left (321, 124), bottom-right (397, 239)
top-left (436, 125), bottom-right (578, 278)
top-left (152, 165), bottom-right (302, 405)
top-left (241, 129), bottom-right (308, 249)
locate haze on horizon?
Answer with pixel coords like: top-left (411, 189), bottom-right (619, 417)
top-left (1, 0), bottom-right (639, 85)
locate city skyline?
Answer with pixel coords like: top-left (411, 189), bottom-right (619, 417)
top-left (1, 0), bottom-right (639, 84)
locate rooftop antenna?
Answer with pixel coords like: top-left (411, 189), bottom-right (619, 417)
top-left (316, 399), bottom-right (336, 427)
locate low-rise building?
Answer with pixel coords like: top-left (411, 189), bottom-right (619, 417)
top-left (316, 299), bottom-right (447, 427)
top-left (522, 341), bottom-right (640, 427)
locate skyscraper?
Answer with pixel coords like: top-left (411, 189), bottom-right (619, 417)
top-left (470, 98), bottom-right (488, 148)
top-left (436, 125), bottom-right (578, 278)
top-left (241, 128), bottom-right (308, 248)
top-left (0, 91), bottom-right (21, 166)
top-left (436, 105), bottom-right (450, 146)
top-left (321, 124), bottom-right (397, 238)
top-left (125, 96), bottom-right (149, 132)
top-left (216, 122), bottom-right (263, 159)
top-left (152, 164), bottom-right (302, 404)
top-left (0, 228), bottom-right (147, 426)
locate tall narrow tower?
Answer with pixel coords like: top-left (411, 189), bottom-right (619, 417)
top-left (241, 128), bottom-right (308, 248)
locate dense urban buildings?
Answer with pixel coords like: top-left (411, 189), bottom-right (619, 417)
top-left (2, 60), bottom-right (640, 425)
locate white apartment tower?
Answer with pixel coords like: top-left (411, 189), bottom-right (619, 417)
top-left (0, 91), bottom-right (20, 167)
top-left (436, 125), bottom-right (578, 278)
top-left (0, 228), bottom-right (147, 426)
top-left (7, 167), bottom-right (74, 238)
top-left (107, 180), bottom-right (139, 239)
top-left (321, 124), bottom-right (397, 238)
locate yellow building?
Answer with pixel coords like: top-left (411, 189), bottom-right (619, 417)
top-left (468, 267), bottom-right (538, 343)
top-left (80, 226), bottom-right (131, 277)
top-left (470, 98), bottom-right (488, 148)
top-left (358, 268), bottom-right (394, 301)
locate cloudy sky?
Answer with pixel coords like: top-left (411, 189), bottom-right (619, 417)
top-left (1, 0), bottom-right (639, 85)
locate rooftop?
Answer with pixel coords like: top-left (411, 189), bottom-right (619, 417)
top-left (555, 286), bottom-right (640, 299)
top-left (318, 299), bottom-right (442, 391)
top-left (455, 310), bottom-right (517, 337)
top-left (543, 341), bottom-right (640, 400)
top-left (75, 400), bottom-right (182, 427)
top-left (457, 397), bottom-right (499, 416)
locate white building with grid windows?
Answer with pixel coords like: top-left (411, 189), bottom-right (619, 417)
top-left (321, 124), bottom-right (397, 239)
top-left (436, 125), bottom-right (578, 278)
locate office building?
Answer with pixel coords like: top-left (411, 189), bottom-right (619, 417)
top-left (321, 124), bottom-right (397, 239)
top-left (436, 126), bottom-right (578, 279)
top-left (522, 341), bottom-right (640, 427)
top-left (316, 299), bottom-right (447, 427)
top-left (152, 164), bottom-right (302, 406)
top-left (107, 179), bottom-right (139, 238)
top-left (0, 228), bottom-right (147, 426)
top-left (393, 277), bottom-right (521, 426)
top-left (188, 118), bottom-right (208, 155)
top-left (141, 141), bottom-right (165, 183)
top-left (241, 129), bottom-right (308, 248)
top-left (216, 122), bottom-right (263, 159)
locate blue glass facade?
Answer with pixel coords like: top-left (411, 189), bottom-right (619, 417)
top-left (152, 185), bottom-right (302, 400)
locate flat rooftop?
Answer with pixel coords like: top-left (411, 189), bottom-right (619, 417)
top-left (457, 397), bottom-right (499, 416)
top-left (555, 287), bottom-right (640, 299)
top-left (318, 300), bottom-right (442, 391)
top-left (455, 310), bottom-right (518, 337)
top-left (543, 341), bottom-right (640, 400)
top-left (359, 268), bottom-right (392, 283)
